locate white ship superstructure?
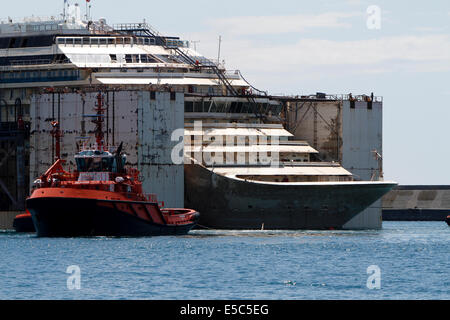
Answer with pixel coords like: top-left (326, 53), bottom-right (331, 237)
top-left (0, 7), bottom-right (247, 93)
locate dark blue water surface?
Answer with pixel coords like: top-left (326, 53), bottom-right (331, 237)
top-left (0, 222), bottom-right (448, 300)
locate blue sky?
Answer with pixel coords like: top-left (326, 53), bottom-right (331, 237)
top-left (3, 0), bottom-right (450, 185)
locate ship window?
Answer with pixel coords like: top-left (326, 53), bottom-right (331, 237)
top-left (132, 55), bottom-right (140, 63)
top-left (20, 38), bottom-right (28, 48)
top-left (124, 38), bottom-right (131, 44)
top-left (101, 157), bottom-right (114, 172)
top-left (108, 38), bottom-right (115, 45)
top-left (246, 103), bottom-right (254, 114)
top-left (125, 55), bottom-right (132, 63)
top-left (99, 38), bottom-right (107, 45)
top-left (0, 38), bottom-right (9, 49)
top-left (147, 55), bottom-right (158, 63)
top-left (116, 38), bottom-right (124, 45)
top-left (57, 38), bottom-right (65, 44)
top-left (74, 38), bottom-right (82, 45)
top-left (274, 105), bottom-right (282, 114)
top-left (193, 101), bottom-right (203, 112)
top-left (110, 54), bottom-right (117, 62)
top-left (185, 101), bottom-right (193, 112)
top-left (82, 37), bottom-right (90, 45)
top-left (170, 92), bottom-right (176, 101)
top-left (8, 38), bottom-right (16, 48)
top-left (209, 102), bottom-right (218, 113)
top-left (76, 158), bottom-right (86, 172)
top-left (150, 91), bottom-right (156, 100)
top-left (140, 55), bottom-right (148, 63)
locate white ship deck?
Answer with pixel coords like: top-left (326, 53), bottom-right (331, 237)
top-left (209, 165), bottom-right (352, 177)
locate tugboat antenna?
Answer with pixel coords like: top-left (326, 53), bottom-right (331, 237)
top-left (115, 142), bottom-right (124, 173)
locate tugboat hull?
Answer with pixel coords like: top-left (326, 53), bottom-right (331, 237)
top-left (27, 197), bottom-right (197, 237)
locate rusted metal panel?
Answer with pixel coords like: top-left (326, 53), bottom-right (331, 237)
top-left (288, 100), bottom-right (342, 162)
top-left (341, 100), bottom-right (383, 229)
top-left (341, 101), bottom-right (383, 179)
top-left (30, 90), bottom-right (184, 208)
top-left (137, 91), bottom-right (184, 208)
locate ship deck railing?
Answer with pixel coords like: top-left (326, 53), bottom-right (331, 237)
top-left (8, 59), bottom-right (71, 67)
top-left (201, 161), bottom-right (347, 169)
top-left (272, 93), bottom-right (383, 103)
top-left (112, 22), bottom-right (160, 36)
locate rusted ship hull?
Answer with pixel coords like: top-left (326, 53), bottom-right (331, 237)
top-left (185, 164), bottom-right (396, 230)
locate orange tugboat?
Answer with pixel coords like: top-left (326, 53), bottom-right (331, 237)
top-left (13, 210), bottom-right (35, 233)
top-left (27, 93), bottom-right (199, 237)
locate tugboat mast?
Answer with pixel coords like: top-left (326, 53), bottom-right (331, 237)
top-left (92, 92), bottom-right (106, 151)
top-left (50, 121), bottom-right (62, 160)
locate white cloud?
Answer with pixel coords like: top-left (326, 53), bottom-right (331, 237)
top-left (345, 0), bottom-right (363, 5)
top-left (207, 12), bottom-right (361, 35)
top-left (185, 31), bottom-right (450, 76)
top-left (177, 11), bottom-right (450, 92)
top-left (413, 26), bottom-right (446, 32)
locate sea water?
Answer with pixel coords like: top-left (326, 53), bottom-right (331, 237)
top-left (0, 222), bottom-right (448, 300)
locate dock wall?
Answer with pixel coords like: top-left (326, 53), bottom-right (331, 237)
top-left (0, 211), bottom-right (20, 230)
top-left (382, 185), bottom-right (450, 221)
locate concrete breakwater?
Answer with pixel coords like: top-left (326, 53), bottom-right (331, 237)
top-left (382, 185), bottom-right (450, 221)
